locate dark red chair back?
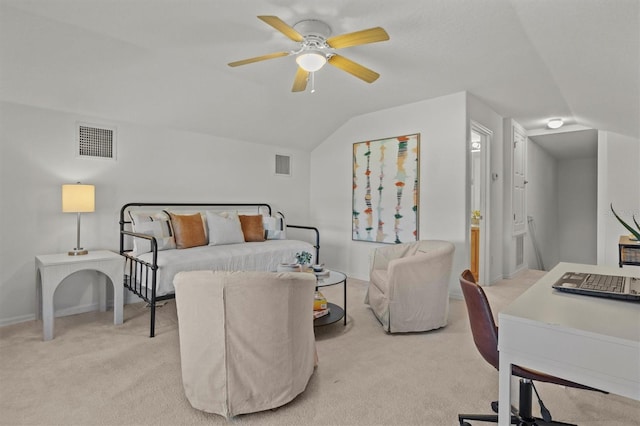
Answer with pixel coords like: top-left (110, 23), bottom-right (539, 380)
top-left (459, 269), bottom-right (499, 370)
top-left (459, 269), bottom-right (604, 391)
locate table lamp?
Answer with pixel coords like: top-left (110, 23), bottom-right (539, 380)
top-left (62, 183), bottom-right (95, 256)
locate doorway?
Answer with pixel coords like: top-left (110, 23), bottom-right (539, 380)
top-left (526, 129), bottom-right (598, 269)
top-left (469, 122), bottom-right (492, 284)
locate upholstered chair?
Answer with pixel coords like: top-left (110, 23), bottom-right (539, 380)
top-left (364, 240), bottom-right (455, 333)
top-left (174, 270), bottom-right (317, 419)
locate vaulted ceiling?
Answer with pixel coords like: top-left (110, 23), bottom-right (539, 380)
top-left (1, 0), bottom-right (638, 150)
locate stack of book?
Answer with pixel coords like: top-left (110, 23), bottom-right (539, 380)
top-left (313, 308), bottom-right (330, 319)
top-left (277, 263), bottom-right (302, 272)
top-left (314, 269), bottom-right (330, 277)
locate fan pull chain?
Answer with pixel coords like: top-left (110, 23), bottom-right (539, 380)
top-left (310, 72), bottom-right (316, 93)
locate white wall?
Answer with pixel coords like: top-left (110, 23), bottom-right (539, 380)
top-left (525, 139), bottom-right (559, 270)
top-left (0, 101), bottom-right (311, 325)
top-left (3, 100), bottom-right (637, 327)
top-left (310, 92), bottom-right (468, 294)
top-left (558, 157), bottom-right (597, 265)
top-left (598, 131), bottom-right (640, 272)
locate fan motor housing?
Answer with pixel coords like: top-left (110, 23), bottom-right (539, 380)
top-left (293, 19), bottom-right (332, 39)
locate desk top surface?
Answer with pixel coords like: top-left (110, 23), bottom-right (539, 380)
top-left (500, 263), bottom-right (640, 344)
top-left (620, 235), bottom-right (640, 246)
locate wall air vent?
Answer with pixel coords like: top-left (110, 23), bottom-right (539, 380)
top-left (275, 154), bottom-right (291, 176)
top-left (77, 123), bottom-right (116, 159)
top-left (516, 234), bottom-right (524, 267)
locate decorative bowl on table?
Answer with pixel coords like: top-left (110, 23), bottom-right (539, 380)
top-left (312, 264), bottom-right (328, 276)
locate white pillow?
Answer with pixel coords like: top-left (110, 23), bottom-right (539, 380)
top-left (263, 211), bottom-right (287, 240)
top-left (129, 210), bottom-right (170, 225)
top-left (206, 210), bottom-right (245, 245)
top-left (132, 219), bottom-right (177, 255)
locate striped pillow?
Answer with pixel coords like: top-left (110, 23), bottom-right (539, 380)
top-left (129, 211), bottom-right (176, 255)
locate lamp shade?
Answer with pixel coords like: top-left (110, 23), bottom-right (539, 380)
top-left (296, 51), bottom-right (327, 72)
top-left (62, 184), bottom-right (95, 213)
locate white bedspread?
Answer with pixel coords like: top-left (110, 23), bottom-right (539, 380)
top-left (132, 240), bottom-right (315, 296)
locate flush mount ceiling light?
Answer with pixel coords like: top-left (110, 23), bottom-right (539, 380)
top-left (296, 50), bottom-right (327, 72)
top-left (547, 118), bottom-right (564, 129)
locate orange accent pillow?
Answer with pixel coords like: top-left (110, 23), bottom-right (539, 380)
top-left (239, 215), bottom-right (265, 242)
top-left (168, 212), bottom-right (207, 249)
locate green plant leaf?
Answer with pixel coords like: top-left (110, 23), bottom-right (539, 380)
top-left (611, 204), bottom-right (640, 240)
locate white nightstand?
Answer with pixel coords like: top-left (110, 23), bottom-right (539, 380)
top-left (35, 250), bottom-right (124, 341)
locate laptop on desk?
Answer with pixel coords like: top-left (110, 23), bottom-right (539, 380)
top-left (552, 271), bottom-right (640, 302)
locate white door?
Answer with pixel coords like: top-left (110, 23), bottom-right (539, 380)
top-left (512, 124), bottom-right (527, 235)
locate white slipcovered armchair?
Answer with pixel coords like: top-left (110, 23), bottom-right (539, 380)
top-left (174, 270), bottom-right (317, 419)
top-left (364, 240), bottom-right (455, 333)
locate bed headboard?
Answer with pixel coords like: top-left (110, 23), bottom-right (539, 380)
top-left (119, 202), bottom-right (320, 261)
top-left (120, 202), bottom-right (270, 248)
top-left (120, 202), bottom-right (271, 224)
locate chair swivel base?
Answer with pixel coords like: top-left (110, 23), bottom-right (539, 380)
top-left (458, 379), bottom-right (576, 426)
top-left (458, 413), bottom-right (576, 426)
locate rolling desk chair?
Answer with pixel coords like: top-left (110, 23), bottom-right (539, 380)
top-left (458, 269), bottom-right (604, 426)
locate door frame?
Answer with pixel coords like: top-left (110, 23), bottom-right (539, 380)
top-left (470, 121), bottom-right (492, 285)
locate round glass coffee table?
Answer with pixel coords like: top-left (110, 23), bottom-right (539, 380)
top-left (314, 269), bottom-right (347, 327)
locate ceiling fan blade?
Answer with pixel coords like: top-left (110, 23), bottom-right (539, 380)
top-left (292, 67), bottom-right (309, 92)
top-left (258, 15), bottom-right (304, 42)
top-left (326, 27), bottom-right (389, 49)
top-left (328, 54), bottom-right (380, 83)
top-left (228, 51), bottom-right (289, 67)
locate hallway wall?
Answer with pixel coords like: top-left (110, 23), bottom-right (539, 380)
top-left (558, 157), bottom-right (598, 264)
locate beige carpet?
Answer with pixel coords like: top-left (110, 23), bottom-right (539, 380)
top-left (1, 270), bottom-right (638, 425)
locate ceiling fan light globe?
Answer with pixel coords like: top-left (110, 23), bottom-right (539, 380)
top-left (296, 51), bottom-right (327, 72)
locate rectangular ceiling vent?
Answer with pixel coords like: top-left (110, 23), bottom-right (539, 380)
top-left (77, 123), bottom-right (116, 160)
top-left (275, 154), bottom-right (291, 176)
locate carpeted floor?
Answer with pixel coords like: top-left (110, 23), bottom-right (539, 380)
top-left (1, 269), bottom-right (638, 425)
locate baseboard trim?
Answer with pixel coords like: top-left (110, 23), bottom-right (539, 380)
top-left (449, 289), bottom-right (464, 300)
top-left (0, 297), bottom-right (140, 328)
top-left (0, 313), bottom-right (35, 327)
top-left (56, 302), bottom-right (104, 318)
top-left (505, 264), bottom-right (527, 279)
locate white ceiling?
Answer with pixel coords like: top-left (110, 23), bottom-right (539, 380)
top-left (1, 0), bottom-right (638, 151)
top-left (530, 129), bottom-right (598, 160)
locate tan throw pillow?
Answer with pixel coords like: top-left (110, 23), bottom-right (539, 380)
top-left (168, 212), bottom-right (207, 249)
top-left (239, 215), bottom-right (265, 242)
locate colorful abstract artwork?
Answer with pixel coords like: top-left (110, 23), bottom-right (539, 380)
top-left (352, 133), bottom-right (420, 244)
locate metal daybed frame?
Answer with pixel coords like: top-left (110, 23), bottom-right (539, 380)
top-left (119, 202), bottom-right (320, 337)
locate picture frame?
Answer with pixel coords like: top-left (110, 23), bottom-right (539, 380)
top-left (352, 133), bottom-right (420, 243)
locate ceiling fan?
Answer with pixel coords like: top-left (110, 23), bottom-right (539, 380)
top-left (228, 16), bottom-right (390, 92)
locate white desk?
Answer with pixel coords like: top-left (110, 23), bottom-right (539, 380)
top-left (35, 250), bottom-right (124, 341)
top-left (498, 263), bottom-right (640, 425)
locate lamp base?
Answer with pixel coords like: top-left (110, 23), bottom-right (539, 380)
top-left (68, 248), bottom-right (88, 256)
